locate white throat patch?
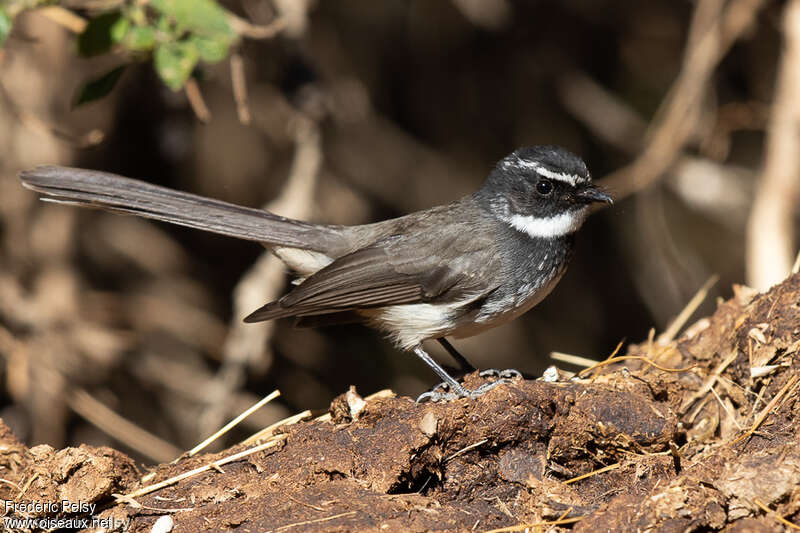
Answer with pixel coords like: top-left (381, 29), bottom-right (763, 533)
top-left (505, 208), bottom-right (588, 238)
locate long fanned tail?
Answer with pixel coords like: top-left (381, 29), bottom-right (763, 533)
top-left (20, 165), bottom-right (344, 252)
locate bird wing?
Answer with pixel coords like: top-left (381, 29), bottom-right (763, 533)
top-left (244, 231), bottom-right (497, 322)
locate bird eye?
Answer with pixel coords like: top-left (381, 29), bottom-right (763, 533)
top-left (536, 179), bottom-right (553, 196)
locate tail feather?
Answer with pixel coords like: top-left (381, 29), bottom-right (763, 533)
top-left (20, 165), bottom-right (345, 253)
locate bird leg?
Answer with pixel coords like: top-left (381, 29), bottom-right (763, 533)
top-left (436, 338), bottom-right (476, 373)
top-left (413, 345), bottom-right (518, 402)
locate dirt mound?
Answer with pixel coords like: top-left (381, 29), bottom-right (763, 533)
top-left (2, 275), bottom-right (799, 532)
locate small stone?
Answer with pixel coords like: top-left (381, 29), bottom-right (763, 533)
top-left (542, 366), bottom-right (559, 382)
top-left (150, 515), bottom-right (174, 533)
top-left (419, 411), bottom-right (438, 437)
top-left (345, 386), bottom-right (367, 420)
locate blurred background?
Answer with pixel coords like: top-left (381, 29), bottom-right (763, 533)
top-left (0, 0), bottom-right (796, 463)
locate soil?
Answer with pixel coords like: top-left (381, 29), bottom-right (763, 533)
top-left (2, 274), bottom-right (800, 532)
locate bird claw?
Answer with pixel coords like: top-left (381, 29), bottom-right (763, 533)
top-left (417, 379), bottom-right (509, 402)
top-left (416, 370), bottom-right (521, 403)
top-left (428, 381), bottom-right (450, 394)
top-left (478, 368), bottom-right (522, 380)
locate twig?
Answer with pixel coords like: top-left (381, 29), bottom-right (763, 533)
top-left (449, 0), bottom-right (511, 30)
top-left (68, 388), bottom-right (182, 463)
top-left (15, 473), bottom-right (38, 500)
top-left (754, 498), bottom-right (800, 530)
top-left (187, 390), bottom-right (280, 457)
top-left (184, 79), bottom-right (211, 122)
top-left (606, 339), bottom-right (625, 360)
top-left (558, 71), bottom-right (646, 154)
top-left (710, 385), bottom-right (743, 431)
top-left (563, 462), bottom-right (621, 484)
top-left (116, 435), bottom-right (286, 501)
top-left (599, 0), bottom-right (767, 199)
top-left (113, 496), bottom-right (193, 513)
top-left (483, 515), bottom-right (584, 532)
top-left (37, 6), bottom-right (87, 33)
top-left (550, 351), bottom-right (600, 368)
top-left (577, 355), bottom-right (696, 379)
top-left (749, 376), bottom-right (771, 419)
top-left (0, 79), bottom-right (104, 147)
top-left (657, 275), bottom-right (718, 344)
top-left (241, 409), bottom-right (311, 445)
top-left (732, 375), bottom-right (798, 444)
top-left (286, 495), bottom-right (326, 512)
top-left (230, 53), bottom-right (251, 125)
top-left (445, 439), bottom-right (488, 462)
top-left (228, 14), bottom-right (288, 39)
top-left (559, 72), bottom-right (754, 226)
top-left (679, 349), bottom-right (739, 414)
top-left (0, 478), bottom-right (22, 492)
top-left (273, 511), bottom-right (356, 532)
top-left (745, 0), bottom-right (800, 291)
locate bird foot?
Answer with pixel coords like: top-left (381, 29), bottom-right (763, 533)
top-left (479, 368), bottom-right (522, 380)
top-left (416, 368), bottom-right (522, 402)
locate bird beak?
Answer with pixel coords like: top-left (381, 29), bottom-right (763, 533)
top-left (574, 185), bottom-right (613, 205)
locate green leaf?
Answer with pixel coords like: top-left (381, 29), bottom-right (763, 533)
top-left (110, 17), bottom-right (130, 43)
top-left (127, 5), bottom-right (147, 26)
top-left (124, 26), bottom-right (156, 51)
top-left (150, 0), bottom-right (234, 39)
top-left (73, 65), bottom-right (126, 107)
top-left (0, 7), bottom-right (13, 48)
top-left (156, 13), bottom-right (172, 34)
top-left (191, 34), bottom-right (229, 63)
top-left (78, 12), bottom-right (122, 57)
top-left (154, 41), bottom-right (198, 91)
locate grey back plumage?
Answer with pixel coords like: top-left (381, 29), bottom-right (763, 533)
top-left (245, 198), bottom-right (504, 322)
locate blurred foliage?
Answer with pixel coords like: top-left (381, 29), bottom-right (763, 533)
top-left (73, 64), bottom-right (126, 107)
top-left (1, 0), bottom-right (238, 100)
top-left (0, 7), bottom-right (10, 47)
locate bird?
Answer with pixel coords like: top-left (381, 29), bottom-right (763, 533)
top-left (20, 145), bottom-right (612, 401)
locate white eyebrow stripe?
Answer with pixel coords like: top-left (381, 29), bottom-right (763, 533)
top-left (533, 166), bottom-right (584, 187)
top-left (509, 158), bottom-right (539, 170)
top-left (505, 209), bottom-right (588, 238)
top-left (504, 157), bottom-right (587, 187)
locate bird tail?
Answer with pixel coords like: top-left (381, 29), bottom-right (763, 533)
top-left (19, 165), bottom-right (344, 253)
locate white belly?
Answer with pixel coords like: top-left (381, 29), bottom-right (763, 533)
top-left (361, 264), bottom-right (566, 351)
top-left (361, 301), bottom-right (465, 351)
